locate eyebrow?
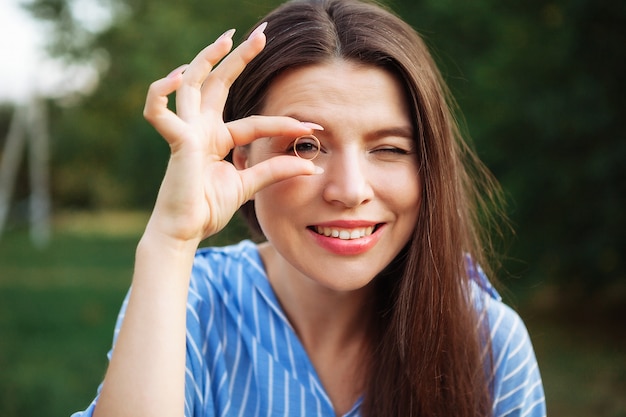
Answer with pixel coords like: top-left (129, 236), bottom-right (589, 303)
top-left (283, 113), bottom-right (414, 141)
top-left (365, 126), bottom-right (414, 141)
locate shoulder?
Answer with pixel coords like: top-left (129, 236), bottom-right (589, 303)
top-left (189, 240), bottom-right (264, 293)
top-left (192, 239), bottom-right (263, 276)
top-left (468, 264), bottom-right (546, 417)
top-left (486, 302), bottom-right (546, 416)
top-left (184, 240), bottom-right (268, 326)
top-left (466, 257), bottom-right (532, 353)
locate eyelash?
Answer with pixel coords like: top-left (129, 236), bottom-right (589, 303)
top-left (288, 138), bottom-right (322, 155)
top-left (285, 141), bottom-right (413, 156)
top-left (373, 147), bottom-right (411, 155)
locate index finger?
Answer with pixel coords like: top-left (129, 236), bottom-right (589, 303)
top-left (226, 116), bottom-right (324, 147)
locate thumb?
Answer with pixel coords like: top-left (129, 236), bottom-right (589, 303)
top-left (238, 156), bottom-right (323, 201)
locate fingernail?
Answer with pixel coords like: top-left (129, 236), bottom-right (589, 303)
top-left (313, 166), bottom-right (324, 174)
top-left (167, 64), bottom-right (188, 78)
top-left (301, 122), bottom-right (324, 131)
top-left (249, 22), bottom-right (268, 39)
top-left (218, 28), bottom-right (236, 40)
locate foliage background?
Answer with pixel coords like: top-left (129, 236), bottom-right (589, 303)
top-left (0, 0), bottom-right (624, 415)
top-left (11, 0), bottom-right (624, 297)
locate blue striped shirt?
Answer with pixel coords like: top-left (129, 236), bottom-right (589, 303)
top-left (72, 240), bottom-right (546, 417)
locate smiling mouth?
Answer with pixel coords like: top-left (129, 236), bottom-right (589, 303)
top-left (310, 224), bottom-right (382, 240)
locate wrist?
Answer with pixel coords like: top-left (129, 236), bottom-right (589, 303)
top-left (142, 210), bottom-right (205, 247)
top-left (138, 226), bottom-right (202, 256)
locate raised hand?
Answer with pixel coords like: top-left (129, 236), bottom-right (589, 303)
top-left (142, 24), bottom-right (321, 245)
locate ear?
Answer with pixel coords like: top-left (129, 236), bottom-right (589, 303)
top-left (232, 146), bottom-right (250, 170)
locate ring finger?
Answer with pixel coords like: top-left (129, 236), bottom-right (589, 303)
top-left (175, 29), bottom-right (237, 120)
top-left (199, 22), bottom-right (268, 112)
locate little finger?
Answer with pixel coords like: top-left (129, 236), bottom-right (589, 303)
top-left (144, 73), bottom-right (188, 146)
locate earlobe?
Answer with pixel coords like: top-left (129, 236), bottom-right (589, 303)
top-left (232, 146), bottom-right (250, 170)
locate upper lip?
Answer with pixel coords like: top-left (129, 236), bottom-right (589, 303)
top-left (311, 220), bottom-right (380, 228)
top-left (308, 220), bottom-right (384, 239)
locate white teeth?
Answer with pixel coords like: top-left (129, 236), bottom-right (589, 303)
top-left (315, 226), bottom-right (375, 240)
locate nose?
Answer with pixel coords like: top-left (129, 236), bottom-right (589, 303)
top-left (321, 148), bottom-right (374, 208)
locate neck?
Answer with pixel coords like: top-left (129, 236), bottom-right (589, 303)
top-left (258, 242), bottom-right (374, 352)
top-left (259, 242), bottom-right (376, 414)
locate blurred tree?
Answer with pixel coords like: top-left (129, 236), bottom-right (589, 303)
top-left (393, 0), bottom-right (626, 300)
top-left (24, 0), bottom-right (626, 301)
top-left (24, 0), bottom-right (283, 207)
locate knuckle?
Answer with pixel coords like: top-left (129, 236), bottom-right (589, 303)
top-left (143, 104), bottom-right (156, 121)
top-left (143, 107), bottom-right (161, 124)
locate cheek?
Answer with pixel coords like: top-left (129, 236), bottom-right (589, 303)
top-left (408, 178), bottom-right (422, 211)
top-left (408, 176), bottom-right (423, 229)
top-left (384, 173), bottom-right (421, 245)
top-left (253, 177), bottom-right (318, 223)
top-left (375, 166), bottom-right (422, 209)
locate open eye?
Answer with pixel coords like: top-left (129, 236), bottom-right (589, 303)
top-left (292, 135), bottom-right (321, 160)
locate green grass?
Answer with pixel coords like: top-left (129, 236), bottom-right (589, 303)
top-left (523, 311), bottom-right (626, 416)
top-left (0, 211), bottom-right (624, 416)
top-left (0, 211), bottom-right (251, 417)
top-left (0, 218), bottom-right (138, 417)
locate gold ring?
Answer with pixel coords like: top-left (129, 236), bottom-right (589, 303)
top-left (293, 134), bottom-right (321, 161)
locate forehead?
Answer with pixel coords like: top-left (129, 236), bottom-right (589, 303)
top-left (261, 60), bottom-right (411, 129)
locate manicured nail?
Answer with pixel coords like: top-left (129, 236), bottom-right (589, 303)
top-left (219, 28), bottom-right (236, 40)
top-left (167, 64), bottom-right (188, 79)
top-left (313, 166), bottom-right (325, 174)
top-left (301, 122), bottom-right (324, 131)
top-left (249, 22), bottom-right (268, 39)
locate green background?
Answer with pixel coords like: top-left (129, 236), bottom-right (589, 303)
top-left (1, 0), bottom-right (624, 415)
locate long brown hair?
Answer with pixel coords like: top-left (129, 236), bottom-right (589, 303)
top-left (224, 0), bottom-right (504, 415)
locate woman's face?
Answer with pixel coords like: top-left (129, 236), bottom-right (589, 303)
top-left (235, 60), bottom-right (421, 292)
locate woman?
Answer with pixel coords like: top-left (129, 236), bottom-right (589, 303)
top-left (74, 0), bottom-right (546, 416)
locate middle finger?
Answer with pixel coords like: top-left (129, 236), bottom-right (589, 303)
top-left (199, 22), bottom-right (268, 112)
top-left (176, 29), bottom-right (237, 120)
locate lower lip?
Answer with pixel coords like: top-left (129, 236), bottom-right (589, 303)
top-left (308, 225), bottom-right (384, 256)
